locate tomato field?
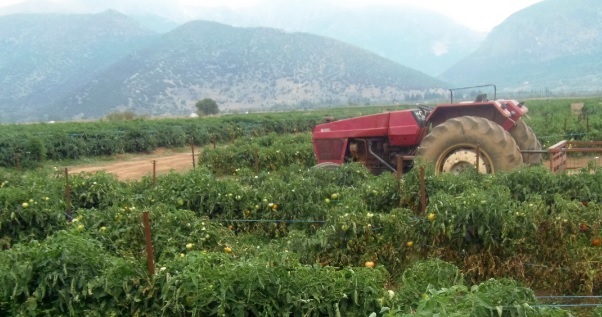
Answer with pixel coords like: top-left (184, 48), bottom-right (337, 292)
top-left (1, 97), bottom-right (601, 169)
top-left (1, 98), bottom-right (602, 316)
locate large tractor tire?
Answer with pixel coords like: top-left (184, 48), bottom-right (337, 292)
top-left (416, 116), bottom-right (523, 174)
top-left (509, 120), bottom-right (542, 165)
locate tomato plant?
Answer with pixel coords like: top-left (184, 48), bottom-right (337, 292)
top-left (3, 118), bottom-right (602, 316)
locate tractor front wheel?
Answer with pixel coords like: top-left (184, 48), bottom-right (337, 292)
top-left (416, 116), bottom-right (523, 174)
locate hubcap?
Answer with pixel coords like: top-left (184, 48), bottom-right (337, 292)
top-left (441, 149), bottom-right (488, 174)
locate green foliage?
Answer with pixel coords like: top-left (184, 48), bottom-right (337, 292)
top-left (123, 128), bottom-right (156, 153)
top-left (154, 125), bottom-right (188, 147)
top-left (200, 132), bottom-right (315, 175)
top-left (401, 279), bottom-right (571, 317)
top-left (0, 135), bottom-right (47, 168)
top-left (68, 172), bottom-right (128, 210)
top-left (0, 230), bottom-right (150, 316)
top-left (78, 206), bottom-right (235, 261)
top-left (396, 259), bottom-right (464, 308)
top-left (523, 97), bottom-right (602, 146)
top-left (497, 165), bottom-right (602, 203)
top-left (2, 120), bottom-right (602, 315)
top-left (45, 133), bottom-right (90, 159)
top-left (0, 112), bottom-right (327, 166)
top-left (157, 252), bottom-right (388, 316)
top-left (195, 98), bottom-right (219, 116)
top-left (26, 137), bottom-right (46, 163)
top-left (0, 170), bottom-right (67, 246)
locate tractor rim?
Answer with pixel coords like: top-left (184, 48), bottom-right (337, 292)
top-left (436, 145), bottom-right (493, 174)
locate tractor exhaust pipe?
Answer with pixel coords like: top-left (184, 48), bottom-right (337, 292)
top-left (368, 140), bottom-right (396, 172)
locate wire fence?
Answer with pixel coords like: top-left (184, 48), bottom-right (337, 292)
top-left (535, 295), bottom-right (602, 312)
top-left (214, 219), bottom-right (326, 224)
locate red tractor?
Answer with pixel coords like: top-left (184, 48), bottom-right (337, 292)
top-left (312, 85), bottom-right (541, 174)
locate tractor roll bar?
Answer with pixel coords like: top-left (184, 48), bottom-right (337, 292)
top-left (449, 84), bottom-right (496, 103)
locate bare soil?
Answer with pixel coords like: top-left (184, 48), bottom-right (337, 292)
top-left (67, 149), bottom-right (597, 182)
top-left (68, 148), bottom-right (197, 181)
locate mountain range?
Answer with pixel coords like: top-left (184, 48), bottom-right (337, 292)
top-left (189, 2), bottom-right (485, 77)
top-left (0, 0), bottom-right (486, 76)
top-left (0, 0), bottom-right (601, 123)
top-left (0, 11), bottom-right (156, 122)
top-left (0, 10), bottom-right (447, 122)
top-left (55, 17), bottom-right (447, 120)
top-left (441, 0), bottom-right (602, 92)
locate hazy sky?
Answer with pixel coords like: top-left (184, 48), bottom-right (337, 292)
top-left (0, 0), bottom-right (544, 32)
top-left (177, 0), bottom-right (544, 32)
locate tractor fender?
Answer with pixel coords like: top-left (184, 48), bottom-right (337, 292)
top-left (426, 101), bottom-right (517, 131)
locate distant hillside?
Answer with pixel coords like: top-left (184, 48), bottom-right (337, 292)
top-left (440, 0), bottom-right (602, 92)
top-left (0, 10), bottom-right (156, 123)
top-left (130, 14), bottom-right (179, 33)
top-left (53, 20), bottom-right (447, 120)
top-left (0, 0), bottom-right (485, 77)
top-left (194, 3), bottom-right (485, 76)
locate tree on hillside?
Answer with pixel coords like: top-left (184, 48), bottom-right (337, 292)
top-left (195, 98), bottom-right (219, 116)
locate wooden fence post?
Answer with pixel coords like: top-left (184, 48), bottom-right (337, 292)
top-left (142, 211), bottom-right (155, 277)
top-left (396, 155), bottom-right (403, 179)
top-left (420, 166), bottom-right (427, 214)
top-left (64, 168), bottom-right (72, 216)
top-left (152, 160), bottom-right (157, 187)
top-left (190, 138), bottom-right (196, 169)
top-left (15, 153), bottom-right (21, 172)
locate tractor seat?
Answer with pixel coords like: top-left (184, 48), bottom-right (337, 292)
top-left (475, 94), bottom-right (488, 102)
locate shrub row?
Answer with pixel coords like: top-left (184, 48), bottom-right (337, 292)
top-left (0, 113), bottom-right (324, 167)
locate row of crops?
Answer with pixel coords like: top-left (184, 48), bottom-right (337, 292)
top-left (0, 107), bottom-right (402, 168)
top-left (1, 97), bottom-right (602, 315)
top-left (1, 97), bottom-right (601, 168)
top-left (1, 130), bottom-right (601, 315)
top-left (0, 112), bottom-right (327, 168)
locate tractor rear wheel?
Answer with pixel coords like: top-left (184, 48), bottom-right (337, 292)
top-left (416, 116), bottom-right (523, 174)
top-left (509, 120), bottom-right (542, 165)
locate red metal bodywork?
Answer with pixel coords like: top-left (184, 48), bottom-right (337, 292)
top-left (312, 110), bottom-right (427, 164)
top-left (312, 99), bottom-right (529, 167)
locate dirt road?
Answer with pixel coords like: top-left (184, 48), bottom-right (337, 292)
top-left (67, 149), bottom-right (597, 182)
top-left (68, 149), bottom-right (197, 181)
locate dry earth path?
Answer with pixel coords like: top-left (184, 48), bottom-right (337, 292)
top-left (68, 148), bottom-right (198, 181)
top-left (66, 149), bottom-right (596, 181)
